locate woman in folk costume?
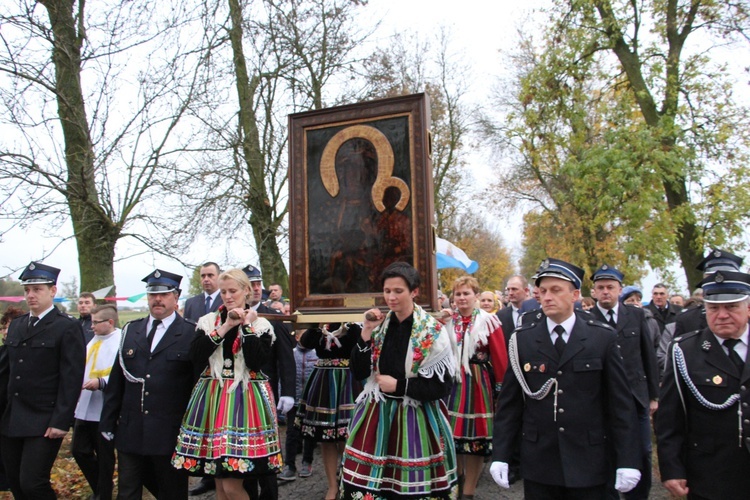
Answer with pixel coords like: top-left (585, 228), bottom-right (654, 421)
top-left (296, 322), bottom-right (363, 499)
top-left (441, 276), bottom-right (507, 499)
top-left (172, 269), bottom-right (283, 500)
top-left (341, 262), bottom-right (458, 500)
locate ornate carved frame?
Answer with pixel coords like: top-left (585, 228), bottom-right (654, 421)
top-left (288, 93), bottom-right (437, 316)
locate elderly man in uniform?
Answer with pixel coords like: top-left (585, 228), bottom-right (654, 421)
top-left (589, 265), bottom-right (659, 500)
top-left (657, 270), bottom-right (750, 500)
top-left (0, 262), bottom-right (86, 499)
top-left (673, 248), bottom-right (743, 338)
top-left (490, 258), bottom-right (641, 499)
top-left (100, 270), bottom-right (199, 500)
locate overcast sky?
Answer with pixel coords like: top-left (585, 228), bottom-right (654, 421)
top-left (1, 0), bottom-right (746, 300)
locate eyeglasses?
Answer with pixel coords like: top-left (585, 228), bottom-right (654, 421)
top-left (91, 319), bottom-right (111, 325)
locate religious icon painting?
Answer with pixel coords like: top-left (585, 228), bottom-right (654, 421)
top-left (288, 93), bottom-right (437, 314)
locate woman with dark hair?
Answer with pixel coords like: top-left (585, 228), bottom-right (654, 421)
top-left (295, 322), bottom-right (363, 499)
top-left (172, 269), bottom-right (283, 500)
top-left (341, 262), bottom-right (458, 500)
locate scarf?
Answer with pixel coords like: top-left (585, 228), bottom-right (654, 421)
top-left (197, 308), bottom-right (274, 392)
top-left (445, 308), bottom-right (502, 377)
top-left (358, 304), bottom-right (455, 407)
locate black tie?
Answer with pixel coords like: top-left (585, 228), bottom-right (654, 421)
top-left (29, 316), bottom-right (39, 328)
top-left (723, 338), bottom-right (745, 373)
top-left (147, 319), bottom-right (162, 350)
top-left (204, 295), bottom-right (212, 314)
top-left (607, 309), bottom-right (617, 328)
top-left (553, 325), bottom-right (566, 356)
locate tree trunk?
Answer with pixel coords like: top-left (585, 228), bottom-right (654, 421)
top-left (40, 0), bottom-right (117, 295)
top-left (593, 0), bottom-right (704, 290)
top-left (227, 0), bottom-right (288, 290)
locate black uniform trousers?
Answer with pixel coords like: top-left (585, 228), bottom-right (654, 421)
top-left (0, 434), bottom-right (62, 500)
top-left (117, 451), bottom-right (188, 500)
top-left (71, 419), bottom-right (115, 500)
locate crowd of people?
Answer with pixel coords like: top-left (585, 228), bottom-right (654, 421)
top-left (0, 246), bottom-right (748, 500)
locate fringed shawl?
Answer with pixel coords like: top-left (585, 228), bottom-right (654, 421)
top-left (445, 308), bottom-right (503, 377)
top-left (357, 304), bottom-right (456, 407)
top-left (196, 311), bottom-right (275, 393)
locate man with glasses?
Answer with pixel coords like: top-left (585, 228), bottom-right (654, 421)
top-left (72, 304), bottom-right (121, 500)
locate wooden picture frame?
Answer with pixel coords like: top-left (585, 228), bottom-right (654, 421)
top-left (288, 93), bottom-right (437, 316)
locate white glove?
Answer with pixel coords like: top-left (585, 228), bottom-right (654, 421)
top-left (277, 396), bottom-right (294, 415)
top-left (489, 461), bottom-right (510, 489)
top-left (614, 468), bottom-right (641, 493)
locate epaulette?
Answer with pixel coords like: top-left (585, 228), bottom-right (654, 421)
top-left (514, 321), bottom-right (537, 332)
top-left (585, 318), bottom-right (615, 331)
top-left (673, 329), bottom-right (701, 343)
top-left (520, 309), bottom-right (543, 325)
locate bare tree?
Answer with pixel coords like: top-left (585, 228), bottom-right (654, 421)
top-left (170, 0), bottom-right (370, 288)
top-left (359, 28), bottom-right (475, 237)
top-left (0, 0), bottom-right (212, 291)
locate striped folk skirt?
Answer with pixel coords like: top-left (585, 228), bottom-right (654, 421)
top-left (296, 358), bottom-right (363, 442)
top-left (172, 374), bottom-right (283, 478)
top-left (341, 395), bottom-right (458, 499)
top-left (444, 361), bottom-right (494, 456)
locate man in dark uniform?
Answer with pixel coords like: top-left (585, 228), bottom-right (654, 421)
top-left (242, 264), bottom-right (293, 500)
top-left (657, 270), bottom-right (750, 500)
top-left (100, 270), bottom-right (199, 500)
top-left (0, 262), bottom-right (86, 499)
top-left (589, 265), bottom-right (659, 500)
top-left (490, 258), bottom-right (641, 499)
top-left (673, 248), bottom-right (744, 338)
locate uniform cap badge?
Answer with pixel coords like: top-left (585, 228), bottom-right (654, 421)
top-left (29, 263), bottom-right (36, 270)
top-left (154, 270), bottom-right (161, 278)
top-left (715, 272), bottom-right (724, 283)
top-left (714, 249), bottom-right (722, 258)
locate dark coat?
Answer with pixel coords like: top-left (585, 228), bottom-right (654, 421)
top-left (496, 306), bottom-right (516, 348)
top-left (590, 304), bottom-right (659, 408)
top-left (0, 307), bottom-right (85, 437)
top-left (99, 314), bottom-right (199, 456)
top-left (183, 293), bottom-right (223, 323)
top-left (493, 312), bottom-right (639, 488)
top-left (645, 302), bottom-right (681, 333)
top-left (672, 306), bottom-right (706, 339)
top-left (257, 303), bottom-right (295, 400)
top-left (657, 328), bottom-right (750, 500)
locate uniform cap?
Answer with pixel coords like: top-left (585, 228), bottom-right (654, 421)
top-left (534, 258), bottom-right (585, 290)
top-left (241, 264), bottom-right (263, 282)
top-left (699, 271), bottom-right (750, 304)
top-left (19, 262), bottom-right (60, 285)
top-left (592, 264), bottom-right (624, 284)
top-left (141, 269), bottom-right (182, 294)
top-left (696, 248), bottom-right (743, 274)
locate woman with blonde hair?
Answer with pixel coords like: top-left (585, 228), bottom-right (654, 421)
top-left (442, 276), bottom-right (507, 499)
top-left (172, 268), bottom-right (282, 500)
